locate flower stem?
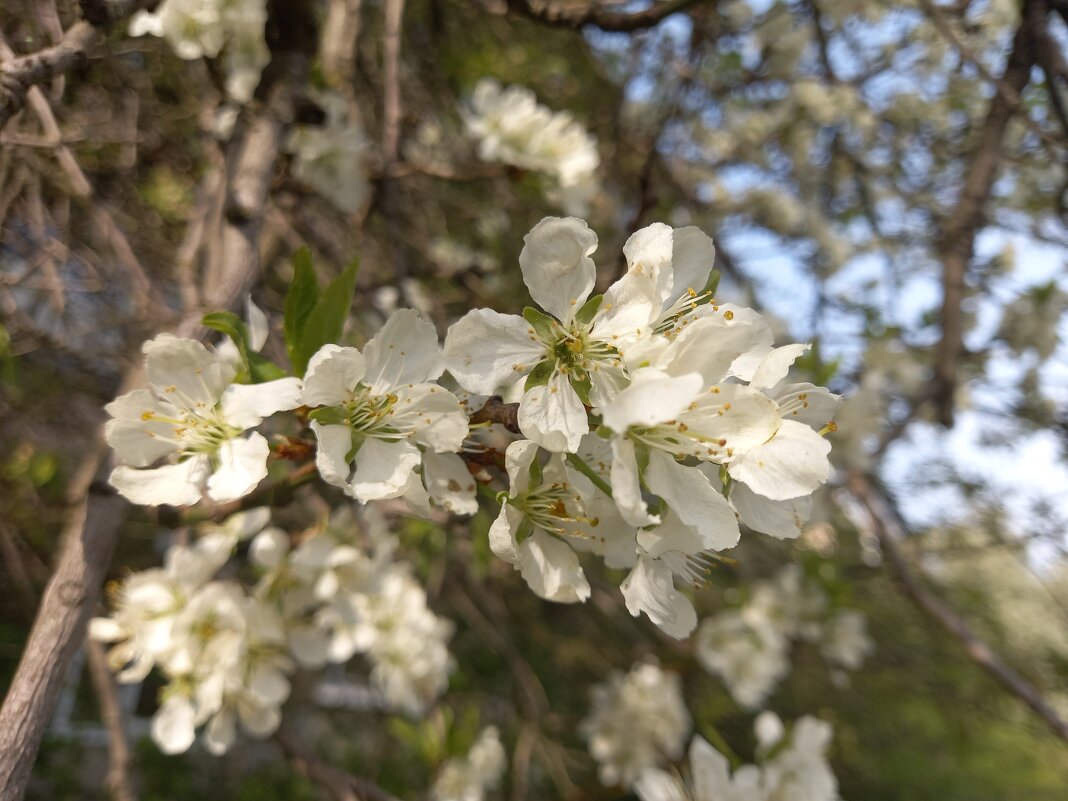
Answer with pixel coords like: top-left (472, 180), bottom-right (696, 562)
top-left (564, 453), bottom-right (613, 498)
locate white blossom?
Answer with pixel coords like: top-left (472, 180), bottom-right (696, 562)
top-left (286, 92), bottom-right (372, 213)
top-left (581, 662), bottom-right (691, 788)
top-left (304, 309), bottom-right (468, 502)
top-left (105, 334), bottom-right (302, 506)
top-left (432, 726), bottom-right (507, 801)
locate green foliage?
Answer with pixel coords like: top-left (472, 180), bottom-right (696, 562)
top-left (284, 249), bottom-right (359, 376)
top-left (201, 311), bottom-right (287, 383)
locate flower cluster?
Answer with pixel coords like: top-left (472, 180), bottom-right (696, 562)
top-left (695, 565), bottom-right (873, 708)
top-left (129, 0), bottom-right (268, 103)
top-left (432, 726), bottom-right (507, 801)
top-left (463, 79), bottom-right (600, 215)
top-left (285, 92), bottom-right (373, 214)
top-left (91, 509), bottom-right (453, 754)
top-left (580, 661), bottom-right (692, 788)
top-left (635, 713), bottom-right (841, 801)
top-left (445, 217), bottom-right (840, 637)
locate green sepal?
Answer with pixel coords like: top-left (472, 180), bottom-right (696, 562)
top-left (594, 424), bottom-right (613, 439)
top-left (570, 370), bottom-right (593, 406)
top-left (719, 464), bottom-right (731, 489)
top-left (702, 269), bottom-right (721, 298)
top-left (524, 359), bottom-right (554, 392)
top-left (522, 306), bottom-right (558, 341)
top-left (308, 406), bottom-right (350, 426)
top-left (202, 310), bottom-right (252, 380)
top-left (527, 453), bottom-right (543, 487)
top-left (248, 352), bottom-right (288, 382)
top-left (573, 293), bottom-right (603, 326)
top-left (514, 517), bottom-right (534, 545)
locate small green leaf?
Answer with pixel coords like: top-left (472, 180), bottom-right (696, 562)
top-left (524, 359), bottom-right (554, 392)
top-left (308, 406), bottom-right (350, 426)
top-left (284, 247), bottom-right (319, 371)
top-left (294, 257), bottom-right (359, 376)
top-left (203, 310), bottom-right (251, 374)
top-left (573, 293), bottom-right (603, 326)
top-left (522, 306), bottom-right (558, 341)
top-left (248, 352), bottom-right (289, 382)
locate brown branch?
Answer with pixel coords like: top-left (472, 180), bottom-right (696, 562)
top-left (0, 0), bottom-right (159, 130)
top-left (85, 638), bottom-right (138, 801)
top-left (502, 0), bottom-right (706, 31)
top-left (381, 0), bottom-right (405, 165)
top-left (0, 4), bottom-right (316, 798)
top-left (844, 470), bottom-right (1068, 743)
top-left (468, 396), bottom-right (521, 434)
top-left (274, 729), bottom-right (402, 801)
top-left (931, 0), bottom-right (1045, 427)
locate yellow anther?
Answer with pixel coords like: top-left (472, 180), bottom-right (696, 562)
top-left (724, 310), bottom-right (734, 320)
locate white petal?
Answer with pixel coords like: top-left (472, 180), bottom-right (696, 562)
top-left (518, 531), bottom-right (590, 603)
top-left (310, 421), bottom-right (353, 488)
top-left (749, 343), bottom-right (809, 391)
top-left (443, 309), bottom-right (544, 394)
top-left (144, 333), bottom-right (235, 407)
top-left (620, 556), bottom-right (696, 638)
top-left (623, 223), bottom-right (674, 304)
top-left (248, 665), bottom-right (291, 705)
top-left (773, 382), bottom-right (842, 430)
top-left (666, 226), bottom-right (716, 307)
top-left (657, 314), bottom-right (769, 387)
top-left (246, 297), bottom-right (269, 351)
top-left (729, 481), bottom-right (812, 540)
top-left (688, 737), bottom-right (733, 800)
top-left (601, 369), bottom-right (702, 432)
top-left (349, 438), bottom-right (421, 501)
top-left (206, 433), bottom-right (270, 502)
top-left (591, 271), bottom-right (659, 344)
top-left (221, 377), bottom-right (303, 428)
top-left (88, 617), bottom-right (125, 643)
top-left (238, 700), bottom-right (281, 737)
top-left (152, 696), bottom-right (197, 754)
top-left (390, 383), bottom-right (468, 452)
top-left (422, 452), bottom-right (478, 515)
top-left (517, 371), bottom-right (588, 453)
top-left (504, 439), bottom-right (540, 496)
top-left (109, 457), bottom-right (209, 506)
top-left (363, 309), bottom-right (445, 393)
top-left (644, 452), bottom-right (739, 551)
top-left (635, 769), bottom-right (688, 801)
top-left (303, 345), bottom-right (366, 405)
top-left (678, 384), bottom-right (780, 457)
top-left (204, 708), bottom-right (236, 755)
top-left (728, 420), bottom-right (831, 500)
top-left (489, 503), bottom-right (521, 565)
top-left (250, 528), bottom-right (290, 568)
top-left (610, 438), bottom-right (659, 527)
top-left (105, 389), bottom-right (181, 466)
top-left (519, 216), bottom-right (597, 323)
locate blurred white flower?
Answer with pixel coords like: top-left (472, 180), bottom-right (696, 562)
top-left (432, 726), bottom-right (507, 801)
top-left (286, 93), bottom-right (372, 213)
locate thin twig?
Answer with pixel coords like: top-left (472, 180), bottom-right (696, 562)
top-left (502, 0), bottom-right (704, 32)
top-left (844, 470), bottom-right (1068, 744)
top-left (274, 728), bottom-right (402, 801)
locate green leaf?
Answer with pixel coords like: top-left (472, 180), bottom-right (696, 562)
top-left (524, 359), bottom-right (554, 392)
top-left (292, 257), bottom-right (359, 376)
top-left (573, 293), bottom-right (603, 326)
top-left (522, 306), bottom-right (558, 341)
top-left (284, 248), bottom-right (321, 375)
top-left (203, 310), bottom-right (251, 375)
top-left (248, 352), bottom-right (289, 382)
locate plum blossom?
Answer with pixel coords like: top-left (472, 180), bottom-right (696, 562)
top-left (286, 92), bottom-right (372, 213)
top-left (304, 309), bottom-right (468, 503)
top-left (432, 726), bottom-right (507, 801)
top-left (105, 334), bottom-right (302, 506)
top-left (445, 217), bottom-right (656, 452)
top-left (635, 715), bottom-right (840, 801)
top-left (581, 662), bottom-right (691, 788)
top-left (463, 79), bottom-right (600, 214)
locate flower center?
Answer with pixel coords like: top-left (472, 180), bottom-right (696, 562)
top-left (309, 384), bottom-right (406, 441)
top-left (517, 482), bottom-right (599, 537)
top-left (142, 409), bottom-right (242, 455)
